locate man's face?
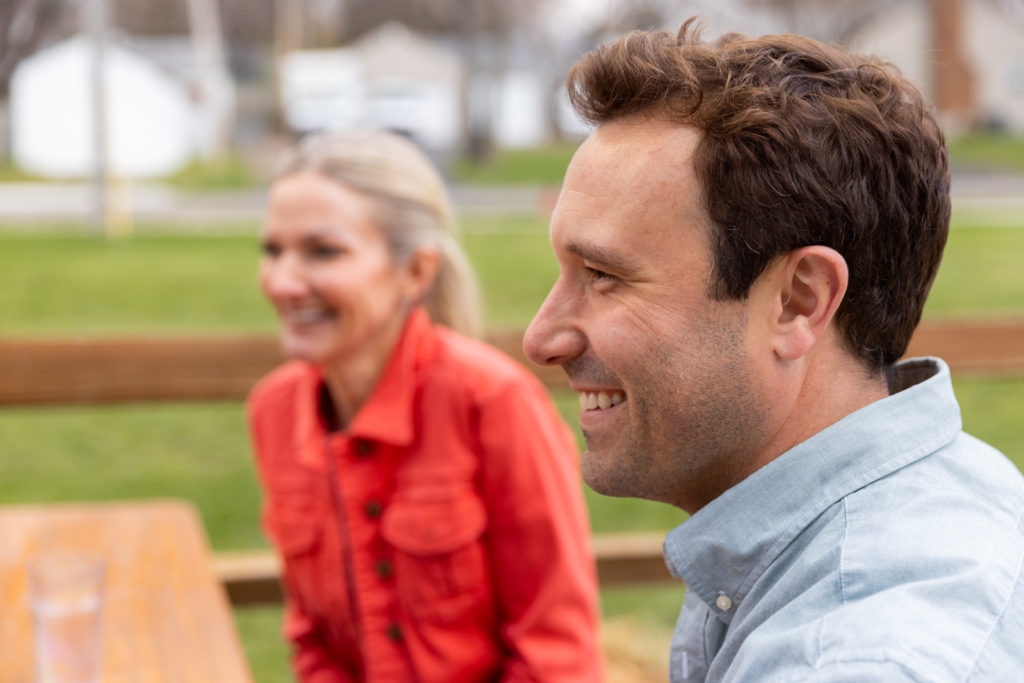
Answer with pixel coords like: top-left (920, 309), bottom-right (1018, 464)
top-left (524, 118), bottom-right (772, 512)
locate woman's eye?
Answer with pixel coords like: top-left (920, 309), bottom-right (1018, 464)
top-left (308, 244), bottom-right (344, 259)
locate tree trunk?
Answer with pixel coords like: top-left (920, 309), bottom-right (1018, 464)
top-left (187, 0), bottom-right (234, 159)
top-left (0, 99), bottom-right (10, 164)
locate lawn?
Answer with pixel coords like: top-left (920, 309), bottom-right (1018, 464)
top-left (1, 214), bottom-right (1022, 680)
top-left (449, 132), bottom-right (1024, 184)
top-left (947, 132), bottom-right (1024, 173)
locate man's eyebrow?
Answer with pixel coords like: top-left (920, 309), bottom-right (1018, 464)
top-left (566, 240), bottom-right (642, 275)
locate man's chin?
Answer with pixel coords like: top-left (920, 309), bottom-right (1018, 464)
top-left (581, 449), bottom-right (634, 499)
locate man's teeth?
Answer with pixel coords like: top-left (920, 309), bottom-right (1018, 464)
top-left (578, 391), bottom-right (626, 411)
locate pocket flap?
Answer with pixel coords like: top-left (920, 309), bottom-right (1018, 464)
top-left (382, 495), bottom-right (486, 556)
top-left (265, 510), bottom-right (320, 556)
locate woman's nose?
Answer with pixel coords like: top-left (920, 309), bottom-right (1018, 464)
top-left (260, 254), bottom-right (308, 300)
top-left (523, 282), bottom-right (586, 367)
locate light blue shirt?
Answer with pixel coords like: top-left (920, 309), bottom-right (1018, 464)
top-left (664, 357), bottom-right (1024, 681)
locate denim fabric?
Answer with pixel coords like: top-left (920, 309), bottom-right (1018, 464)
top-left (664, 357), bottom-right (1024, 681)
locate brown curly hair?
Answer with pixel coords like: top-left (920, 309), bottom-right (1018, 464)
top-left (567, 18), bottom-right (950, 370)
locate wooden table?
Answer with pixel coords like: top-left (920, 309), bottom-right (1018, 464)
top-left (0, 499), bottom-right (253, 683)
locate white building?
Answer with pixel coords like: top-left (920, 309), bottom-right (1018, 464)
top-left (10, 35), bottom-right (204, 178)
top-left (279, 23), bottom-right (464, 152)
top-left (279, 22), bottom-right (562, 152)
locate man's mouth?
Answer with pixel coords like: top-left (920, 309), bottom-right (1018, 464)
top-left (578, 390), bottom-right (626, 411)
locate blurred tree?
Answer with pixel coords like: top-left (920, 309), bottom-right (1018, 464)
top-left (742, 0), bottom-right (903, 42)
top-left (0, 0), bottom-right (70, 162)
top-left (340, 0), bottom-right (547, 41)
top-left (114, 0), bottom-right (275, 45)
top-left (591, 0), bottom-right (671, 35)
top-left (186, 0), bottom-right (233, 158)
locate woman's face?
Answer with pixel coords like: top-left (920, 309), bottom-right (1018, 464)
top-left (260, 172), bottom-right (417, 370)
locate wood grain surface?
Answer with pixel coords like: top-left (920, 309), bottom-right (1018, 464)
top-left (0, 499), bottom-right (252, 683)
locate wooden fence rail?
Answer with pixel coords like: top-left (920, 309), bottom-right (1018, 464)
top-left (2, 319), bottom-right (1022, 407)
top-left (2, 318), bottom-right (1022, 603)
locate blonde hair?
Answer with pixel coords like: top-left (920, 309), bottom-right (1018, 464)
top-left (275, 129), bottom-right (482, 338)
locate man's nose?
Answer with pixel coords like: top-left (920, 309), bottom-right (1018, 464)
top-left (523, 283), bottom-right (586, 367)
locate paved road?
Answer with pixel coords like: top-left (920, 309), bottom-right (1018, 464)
top-left (0, 171), bottom-right (1021, 228)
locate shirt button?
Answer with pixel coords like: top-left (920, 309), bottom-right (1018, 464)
top-left (387, 623), bottom-right (403, 642)
top-left (715, 593), bottom-right (733, 611)
top-left (364, 501), bottom-right (383, 519)
top-left (375, 560), bottom-right (393, 579)
top-left (353, 439), bottom-right (374, 456)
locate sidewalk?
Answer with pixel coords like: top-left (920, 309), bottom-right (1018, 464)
top-left (0, 182), bottom-right (552, 227)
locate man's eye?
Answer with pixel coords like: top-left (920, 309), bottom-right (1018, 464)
top-left (585, 266), bottom-right (615, 282)
top-left (261, 242), bottom-right (281, 258)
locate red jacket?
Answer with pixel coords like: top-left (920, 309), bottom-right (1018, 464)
top-left (247, 308), bottom-right (605, 682)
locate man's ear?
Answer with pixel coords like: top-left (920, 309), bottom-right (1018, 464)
top-left (403, 247), bottom-right (441, 303)
top-left (771, 246), bottom-right (848, 361)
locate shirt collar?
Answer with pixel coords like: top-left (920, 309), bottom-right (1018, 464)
top-left (663, 357), bottom-right (962, 623)
top-left (294, 307), bottom-right (435, 467)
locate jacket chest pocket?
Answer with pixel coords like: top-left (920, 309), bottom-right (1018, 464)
top-left (381, 490), bottom-right (489, 621)
top-left (265, 497), bottom-right (328, 614)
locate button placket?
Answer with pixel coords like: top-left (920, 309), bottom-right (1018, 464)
top-left (353, 439), bottom-right (375, 457)
top-left (364, 500), bottom-right (383, 519)
top-left (375, 559), bottom-right (393, 579)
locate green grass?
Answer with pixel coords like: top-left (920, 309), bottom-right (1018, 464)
top-left (0, 402), bottom-right (263, 549)
top-left (0, 214), bottom-right (557, 335)
top-left (1, 215), bottom-right (1022, 680)
top-left (164, 154), bottom-right (262, 192)
top-left (462, 215), bottom-right (559, 327)
top-left (4, 375), bottom-right (1019, 681)
top-left (0, 231), bottom-right (272, 335)
top-left (234, 606), bottom-right (292, 681)
top-left (452, 142), bottom-right (581, 186)
top-left (925, 225), bottom-right (1024, 317)
top-left (448, 133), bottom-right (1024, 185)
top-left (3, 132), bottom-right (1022, 190)
top-left (0, 160), bottom-right (49, 182)
top-left (1, 218), bottom-right (1021, 335)
top-left (948, 132), bottom-right (1024, 173)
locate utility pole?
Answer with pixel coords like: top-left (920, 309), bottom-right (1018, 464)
top-left (187, 0), bottom-right (233, 159)
top-left (85, 0), bottom-right (109, 232)
top-left (273, 0), bottom-right (306, 131)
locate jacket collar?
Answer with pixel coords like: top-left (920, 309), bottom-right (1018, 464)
top-left (294, 307), bottom-right (435, 467)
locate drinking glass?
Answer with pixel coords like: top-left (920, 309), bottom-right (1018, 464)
top-left (27, 551), bottom-right (107, 683)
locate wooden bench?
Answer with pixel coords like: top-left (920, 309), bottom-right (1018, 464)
top-left (2, 320), bottom-right (1022, 604)
top-left (212, 531), bottom-right (673, 606)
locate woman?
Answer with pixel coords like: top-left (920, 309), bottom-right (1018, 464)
top-left (247, 129), bottom-right (604, 682)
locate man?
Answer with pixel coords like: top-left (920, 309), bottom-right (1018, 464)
top-left (524, 19), bottom-right (1024, 682)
